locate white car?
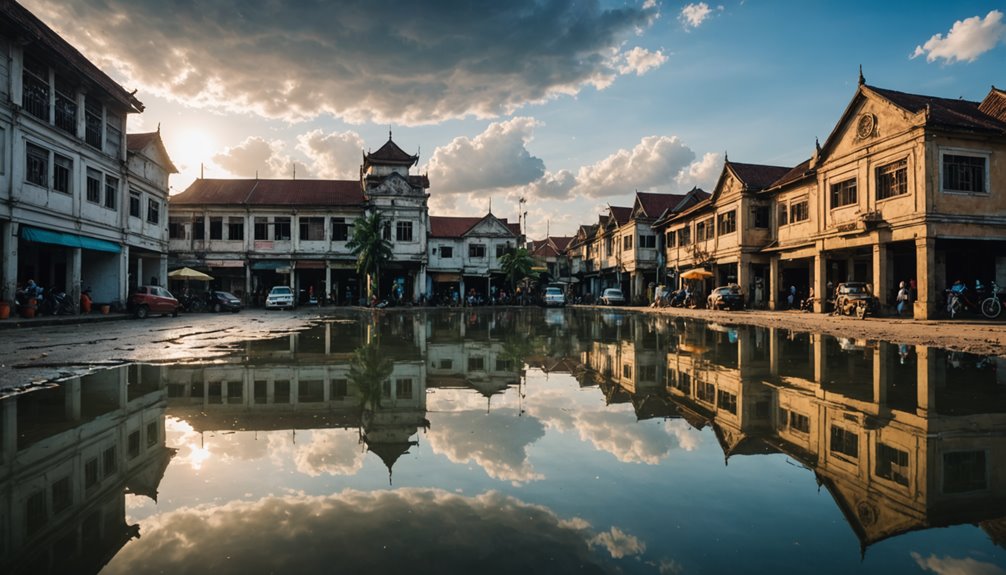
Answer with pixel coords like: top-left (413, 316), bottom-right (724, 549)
top-left (265, 286), bottom-right (295, 309)
top-left (600, 288), bottom-right (625, 306)
top-left (543, 286), bottom-right (566, 307)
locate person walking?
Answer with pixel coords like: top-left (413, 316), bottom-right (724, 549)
top-left (896, 281), bottom-right (910, 317)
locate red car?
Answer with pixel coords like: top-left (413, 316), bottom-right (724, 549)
top-left (129, 285), bottom-right (180, 319)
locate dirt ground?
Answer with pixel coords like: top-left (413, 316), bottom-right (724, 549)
top-left (636, 305), bottom-right (1006, 357)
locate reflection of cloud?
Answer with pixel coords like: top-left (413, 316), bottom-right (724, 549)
top-left (27, 0), bottom-right (661, 124)
top-left (291, 429), bottom-right (366, 477)
top-left (911, 552), bottom-right (1006, 575)
top-left (427, 409), bottom-right (545, 485)
top-left (103, 489), bottom-right (622, 574)
top-left (529, 394), bottom-right (702, 464)
top-left (590, 526), bottom-right (646, 559)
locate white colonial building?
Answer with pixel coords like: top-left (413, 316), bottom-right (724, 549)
top-left (0, 2), bottom-right (172, 311)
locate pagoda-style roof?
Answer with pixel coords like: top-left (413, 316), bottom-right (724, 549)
top-left (363, 134), bottom-right (420, 169)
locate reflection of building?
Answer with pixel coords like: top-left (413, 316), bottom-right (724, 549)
top-left (0, 365), bottom-right (172, 573)
top-left (655, 319), bottom-right (1006, 549)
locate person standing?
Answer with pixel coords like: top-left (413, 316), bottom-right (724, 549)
top-left (896, 281), bottom-right (910, 317)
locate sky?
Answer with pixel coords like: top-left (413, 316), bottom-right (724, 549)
top-left (22, 1), bottom-right (1006, 239)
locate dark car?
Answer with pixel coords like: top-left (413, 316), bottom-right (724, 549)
top-left (208, 290), bottom-right (243, 313)
top-left (707, 285), bottom-right (744, 310)
top-left (128, 285), bottom-right (180, 319)
top-left (833, 282), bottom-right (878, 318)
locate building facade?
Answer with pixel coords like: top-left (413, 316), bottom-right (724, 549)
top-left (0, 2), bottom-right (170, 311)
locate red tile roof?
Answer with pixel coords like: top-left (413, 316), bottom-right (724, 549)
top-left (728, 162), bottom-right (792, 191)
top-left (429, 215), bottom-right (520, 238)
top-left (636, 192), bottom-right (689, 219)
top-left (870, 85), bottom-right (1006, 134)
top-left (3, 0), bottom-right (142, 112)
top-left (609, 206), bottom-right (632, 226)
top-left (170, 179), bottom-right (366, 206)
top-left (127, 131), bottom-right (178, 173)
top-left (979, 87), bottom-right (1006, 122)
top-left (765, 159), bottom-right (814, 191)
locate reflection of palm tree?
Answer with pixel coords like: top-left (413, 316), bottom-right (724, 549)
top-left (349, 342), bottom-right (393, 412)
top-left (346, 211), bottom-right (393, 300)
top-left (500, 247), bottom-right (534, 292)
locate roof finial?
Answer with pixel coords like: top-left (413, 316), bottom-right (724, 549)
top-left (815, 138), bottom-right (821, 153)
top-left (858, 65), bottom-right (865, 86)
top-left (724, 150), bottom-right (728, 162)
top-left (388, 127), bottom-right (393, 141)
top-left (156, 122), bottom-right (161, 133)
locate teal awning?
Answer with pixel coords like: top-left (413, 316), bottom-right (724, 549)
top-left (250, 260), bottom-right (288, 270)
top-left (20, 226), bottom-right (120, 253)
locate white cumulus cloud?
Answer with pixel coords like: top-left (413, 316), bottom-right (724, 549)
top-left (296, 130), bottom-right (367, 180)
top-left (911, 10), bottom-right (1006, 63)
top-left (212, 136), bottom-right (303, 179)
top-left (679, 3), bottom-right (719, 29)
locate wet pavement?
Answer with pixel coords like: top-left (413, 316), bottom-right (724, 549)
top-left (2, 306), bottom-right (1005, 574)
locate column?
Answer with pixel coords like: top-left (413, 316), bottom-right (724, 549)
top-left (915, 237), bottom-right (936, 320)
top-left (915, 346), bottom-right (939, 417)
top-left (812, 333), bottom-right (827, 385)
top-left (63, 378), bottom-right (81, 420)
top-left (67, 247), bottom-right (81, 312)
top-left (119, 246), bottom-right (130, 304)
top-left (159, 254), bottom-right (168, 286)
top-left (768, 327), bottom-right (780, 376)
top-left (736, 255), bottom-right (749, 299)
top-left (872, 243), bottom-right (889, 313)
top-left (768, 256), bottom-right (778, 310)
top-left (1, 399), bottom-right (16, 463)
top-left (136, 256), bottom-right (144, 287)
top-left (245, 264), bottom-right (253, 304)
top-left (2, 221), bottom-right (18, 305)
top-left (813, 251), bottom-right (827, 313)
top-left (871, 346), bottom-right (887, 412)
top-left (325, 265), bottom-right (332, 305)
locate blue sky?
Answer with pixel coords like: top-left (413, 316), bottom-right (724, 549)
top-left (24, 1), bottom-right (1006, 238)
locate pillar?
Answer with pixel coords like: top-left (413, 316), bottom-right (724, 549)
top-left (325, 265), bottom-right (332, 305)
top-left (1, 398), bottom-right (16, 463)
top-left (245, 264), bottom-right (253, 303)
top-left (159, 253), bottom-right (168, 286)
top-left (813, 251), bottom-right (827, 313)
top-left (916, 346), bottom-right (940, 417)
top-left (2, 221), bottom-right (18, 305)
top-left (119, 246), bottom-right (130, 304)
top-left (768, 327), bottom-right (780, 376)
top-left (736, 255), bottom-right (749, 300)
top-left (915, 237), bottom-right (937, 320)
top-left (67, 247), bottom-right (81, 313)
top-left (872, 243), bottom-right (889, 312)
top-left (768, 257), bottom-right (779, 310)
top-left (64, 377), bottom-right (81, 421)
top-left (812, 333), bottom-right (827, 384)
top-left (871, 346), bottom-right (888, 411)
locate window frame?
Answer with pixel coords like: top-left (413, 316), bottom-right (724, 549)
top-left (940, 148), bottom-right (990, 195)
top-left (25, 142), bottom-right (49, 188)
top-left (103, 174), bottom-right (118, 210)
top-left (396, 220), bottom-right (413, 242)
top-left (717, 210), bottom-right (737, 235)
top-left (830, 177), bottom-right (858, 209)
top-left (876, 158), bottom-right (908, 201)
top-left (129, 190), bottom-right (142, 217)
top-left (146, 198), bottom-right (160, 225)
top-left (468, 243), bottom-right (486, 259)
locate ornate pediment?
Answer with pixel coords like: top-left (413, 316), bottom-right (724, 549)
top-left (368, 172), bottom-right (419, 197)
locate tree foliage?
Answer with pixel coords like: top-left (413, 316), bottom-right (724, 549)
top-left (346, 211), bottom-right (393, 299)
top-left (499, 247), bottom-right (535, 290)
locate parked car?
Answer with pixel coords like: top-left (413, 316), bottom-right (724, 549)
top-left (833, 282), bottom-right (878, 318)
top-left (707, 285), bottom-right (744, 310)
top-left (265, 286), bottom-right (295, 310)
top-left (543, 286), bottom-right (566, 307)
top-left (209, 290), bottom-right (243, 313)
top-left (600, 288), bottom-right (625, 306)
top-left (128, 285), bottom-right (180, 319)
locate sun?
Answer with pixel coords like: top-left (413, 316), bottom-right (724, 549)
top-left (168, 127), bottom-right (218, 172)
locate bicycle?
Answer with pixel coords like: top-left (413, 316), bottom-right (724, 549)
top-left (980, 280), bottom-right (1003, 319)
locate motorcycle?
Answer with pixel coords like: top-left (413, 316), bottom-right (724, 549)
top-left (43, 288), bottom-right (74, 315)
top-left (946, 283), bottom-right (983, 319)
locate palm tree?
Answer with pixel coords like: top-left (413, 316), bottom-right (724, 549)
top-left (500, 247), bottom-right (534, 293)
top-left (346, 211), bottom-right (393, 301)
top-left (348, 341), bottom-right (394, 413)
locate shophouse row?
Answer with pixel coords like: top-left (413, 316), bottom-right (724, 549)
top-left (548, 73), bottom-right (1006, 320)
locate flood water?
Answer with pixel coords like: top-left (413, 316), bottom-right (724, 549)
top-left (3, 307), bottom-right (1006, 574)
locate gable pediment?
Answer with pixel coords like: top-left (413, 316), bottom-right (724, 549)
top-left (466, 216), bottom-right (514, 238)
top-left (818, 87), bottom-right (923, 165)
top-left (368, 172), bottom-right (418, 196)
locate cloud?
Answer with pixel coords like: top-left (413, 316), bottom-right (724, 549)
top-left (426, 117), bottom-right (546, 196)
top-left (426, 409), bottom-right (546, 485)
top-left (679, 3), bottom-right (718, 29)
top-left (296, 130), bottom-right (367, 180)
top-left (212, 136), bottom-right (304, 179)
top-left (25, 0), bottom-right (662, 124)
top-left (675, 151), bottom-right (723, 191)
top-left (571, 136), bottom-right (698, 198)
top-left (618, 47), bottom-right (668, 75)
top-left (590, 527), bottom-right (646, 559)
top-left (290, 429), bottom-right (367, 477)
top-left (523, 170), bottom-right (577, 200)
top-left (911, 10), bottom-right (1006, 63)
top-left (102, 489), bottom-right (626, 574)
top-left (911, 552), bottom-right (1006, 575)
